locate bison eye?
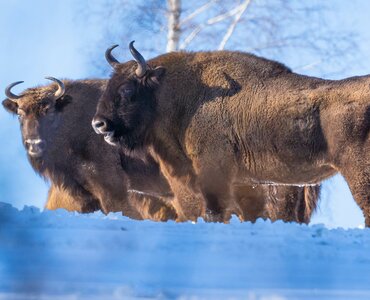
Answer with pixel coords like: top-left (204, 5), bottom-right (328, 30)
top-left (121, 89), bottom-right (134, 97)
top-left (40, 101), bottom-right (51, 112)
top-left (46, 110), bottom-right (55, 119)
top-left (17, 109), bottom-right (26, 118)
top-left (118, 85), bottom-right (135, 99)
top-left (17, 113), bottom-right (24, 123)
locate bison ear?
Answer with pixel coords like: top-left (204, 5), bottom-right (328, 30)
top-left (143, 66), bottom-right (166, 88)
top-left (55, 95), bottom-right (72, 111)
top-left (2, 99), bottom-right (18, 114)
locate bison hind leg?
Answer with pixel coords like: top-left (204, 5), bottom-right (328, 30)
top-left (338, 144), bottom-right (370, 226)
top-left (264, 185), bottom-right (320, 224)
top-left (342, 168), bottom-right (370, 226)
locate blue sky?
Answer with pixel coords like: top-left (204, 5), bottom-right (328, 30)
top-left (0, 0), bottom-right (90, 208)
top-left (0, 0), bottom-right (369, 228)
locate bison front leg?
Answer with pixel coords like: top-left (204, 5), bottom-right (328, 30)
top-left (202, 192), bottom-right (233, 223)
top-left (163, 170), bottom-right (233, 223)
top-left (188, 142), bottom-right (239, 222)
top-left (233, 184), bottom-right (268, 222)
top-left (168, 177), bottom-right (204, 222)
top-left (156, 160), bottom-right (204, 222)
top-left (199, 173), bottom-right (236, 223)
top-left (196, 160), bottom-right (242, 223)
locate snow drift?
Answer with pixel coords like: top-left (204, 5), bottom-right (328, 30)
top-left (0, 202), bottom-right (370, 300)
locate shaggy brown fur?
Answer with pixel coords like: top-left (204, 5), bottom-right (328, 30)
top-left (2, 79), bottom-right (175, 221)
top-left (94, 47), bottom-right (368, 224)
top-left (45, 184), bottom-right (177, 221)
top-left (3, 78), bottom-right (320, 223)
top-left (45, 184), bottom-right (93, 211)
top-left (44, 171), bottom-right (318, 223)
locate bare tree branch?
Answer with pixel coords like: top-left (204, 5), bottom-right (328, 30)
top-left (180, 1), bottom-right (244, 49)
top-left (294, 60), bottom-right (322, 72)
top-left (218, 0), bottom-right (251, 50)
top-left (180, 0), bottom-right (218, 26)
top-left (81, 0), bottom-right (360, 77)
top-left (207, 2), bottom-right (246, 24)
top-left (180, 26), bottom-right (203, 49)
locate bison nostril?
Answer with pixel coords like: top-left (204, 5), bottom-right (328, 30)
top-left (95, 121), bottom-right (105, 129)
top-left (92, 118), bottom-right (110, 134)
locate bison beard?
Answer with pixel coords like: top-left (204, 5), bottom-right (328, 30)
top-left (2, 79), bottom-right (176, 221)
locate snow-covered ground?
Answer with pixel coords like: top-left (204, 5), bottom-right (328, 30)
top-left (1, 202), bottom-right (370, 300)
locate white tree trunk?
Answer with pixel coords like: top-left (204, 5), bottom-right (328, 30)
top-left (167, 0), bottom-right (181, 52)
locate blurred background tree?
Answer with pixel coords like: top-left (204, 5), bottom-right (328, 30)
top-left (79, 0), bottom-right (358, 77)
top-left (0, 0), bottom-right (366, 228)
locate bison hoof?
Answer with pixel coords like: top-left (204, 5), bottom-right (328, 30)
top-left (204, 209), bottom-right (224, 223)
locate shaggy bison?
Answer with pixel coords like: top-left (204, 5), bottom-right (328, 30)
top-left (2, 78), bottom-right (176, 221)
top-left (3, 77), bottom-right (319, 223)
top-left (93, 42), bottom-right (368, 224)
top-left (93, 42), bottom-right (326, 223)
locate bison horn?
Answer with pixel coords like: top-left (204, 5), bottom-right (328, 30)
top-left (129, 41), bottom-right (147, 78)
top-left (5, 81), bottom-right (24, 101)
top-left (45, 77), bottom-right (65, 100)
top-left (105, 44), bottom-right (120, 68)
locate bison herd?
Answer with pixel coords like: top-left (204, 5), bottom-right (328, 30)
top-left (3, 42), bottom-right (369, 225)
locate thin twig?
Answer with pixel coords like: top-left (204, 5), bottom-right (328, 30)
top-left (180, 0), bottom-right (218, 26)
top-left (180, 1), bottom-right (246, 49)
top-left (208, 3), bottom-right (245, 24)
top-left (218, 0), bottom-right (251, 50)
top-left (180, 26), bottom-right (203, 49)
top-left (294, 60), bottom-right (322, 72)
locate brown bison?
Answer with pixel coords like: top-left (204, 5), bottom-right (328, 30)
top-left (93, 42), bottom-right (368, 224)
top-left (3, 77), bottom-right (318, 223)
top-left (2, 78), bottom-right (176, 221)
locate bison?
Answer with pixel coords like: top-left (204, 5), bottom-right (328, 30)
top-left (2, 78), bottom-right (176, 221)
top-left (93, 42), bottom-right (368, 224)
top-left (93, 42), bottom-right (325, 223)
top-left (3, 77), bottom-right (319, 223)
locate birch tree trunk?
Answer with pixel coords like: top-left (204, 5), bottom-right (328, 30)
top-left (166, 0), bottom-right (181, 52)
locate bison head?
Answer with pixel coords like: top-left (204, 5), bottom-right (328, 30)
top-left (2, 77), bottom-right (70, 158)
top-left (92, 41), bottom-right (165, 152)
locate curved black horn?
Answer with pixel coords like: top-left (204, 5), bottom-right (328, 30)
top-left (5, 81), bottom-right (24, 100)
top-left (105, 44), bottom-right (120, 68)
top-left (45, 77), bottom-right (65, 100)
top-left (129, 41), bottom-right (147, 77)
